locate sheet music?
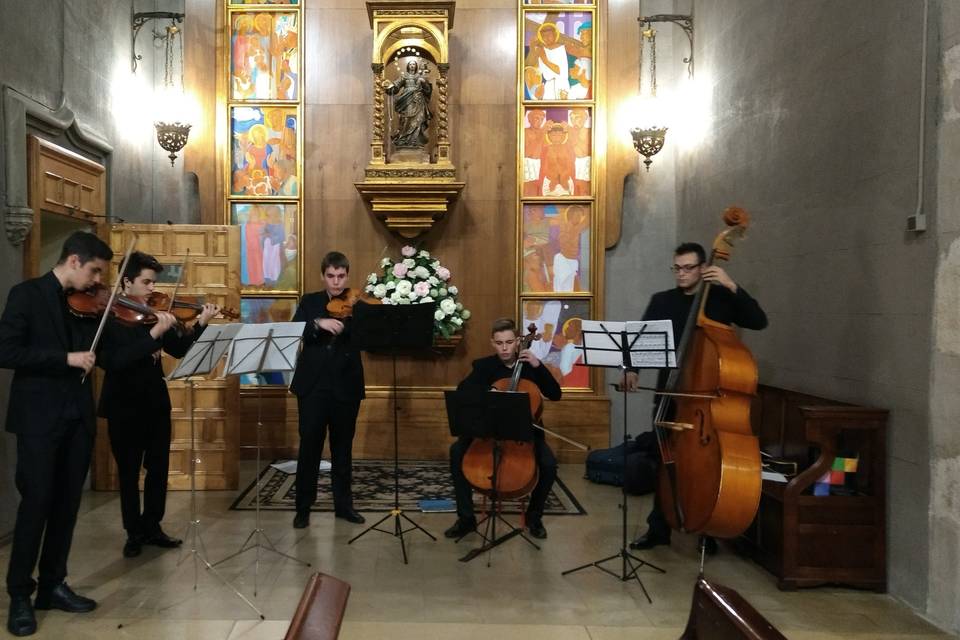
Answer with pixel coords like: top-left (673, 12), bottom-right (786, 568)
top-left (578, 319), bottom-right (676, 369)
top-left (168, 323), bottom-right (243, 380)
top-left (226, 322), bottom-right (305, 375)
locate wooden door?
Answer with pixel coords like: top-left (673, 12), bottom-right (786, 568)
top-left (91, 223), bottom-right (241, 491)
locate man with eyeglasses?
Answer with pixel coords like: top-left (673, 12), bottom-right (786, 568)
top-left (622, 241), bottom-right (767, 552)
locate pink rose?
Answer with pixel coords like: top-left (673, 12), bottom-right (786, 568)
top-left (413, 281), bottom-right (431, 297)
top-left (436, 266), bottom-right (451, 281)
top-left (401, 245), bottom-right (416, 257)
top-left (392, 263), bottom-right (409, 278)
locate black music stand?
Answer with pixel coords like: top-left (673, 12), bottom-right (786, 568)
top-left (212, 322), bottom-right (312, 596)
top-left (560, 320), bottom-right (673, 603)
top-left (444, 389), bottom-right (541, 564)
top-left (347, 301), bottom-right (437, 563)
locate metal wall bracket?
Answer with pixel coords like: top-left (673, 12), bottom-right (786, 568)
top-left (132, 11), bottom-right (184, 73)
top-left (641, 13), bottom-right (694, 78)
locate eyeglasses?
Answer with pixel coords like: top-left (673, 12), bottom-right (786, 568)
top-left (670, 264), bottom-right (702, 273)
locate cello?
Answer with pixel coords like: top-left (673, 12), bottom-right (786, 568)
top-left (654, 207), bottom-right (762, 539)
top-left (460, 324), bottom-right (542, 500)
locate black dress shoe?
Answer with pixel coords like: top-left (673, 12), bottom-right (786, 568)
top-left (527, 517), bottom-right (547, 540)
top-left (334, 508), bottom-right (365, 524)
top-left (142, 530), bottom-right (182, 548)
top-left (293, 512), bottom-right (310, 529)
top-left (123, 536), bottom-right (143, 558)
top-left (34, 583), bottom-right (97, 613)
top-left (443, 517), bottom-right (477, 539)
top-left (7, 596), bottom-right (36, 636)
top-left (629, 530), bottom-right (671, 550)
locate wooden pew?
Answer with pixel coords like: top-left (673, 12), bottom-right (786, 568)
top-left (284, 572), bottom-right (351, 640)
top-left (681, 577), bottom-right (787, 640)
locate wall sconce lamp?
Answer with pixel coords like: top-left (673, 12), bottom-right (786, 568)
top-left (131, 10), bottom-right (191, 166)
top-left (630, 11), bottom-right (694, 171)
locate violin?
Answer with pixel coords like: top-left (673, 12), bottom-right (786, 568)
top-left (460, 324), bottom-right (542, 500)
top-left (145, 291), bottom-right (239, 322)
top-left (325, 288), bottom-right (379, 319)
top-left (653, 206), bottom-right (762, 539)
top-left (68, 284), bottom-right (161, 327)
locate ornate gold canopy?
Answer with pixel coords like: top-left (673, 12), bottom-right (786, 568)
top-left (355, 1), bottom-right (464, 238)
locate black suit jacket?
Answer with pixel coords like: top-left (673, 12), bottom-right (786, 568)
top-left (0, 272), bottom-right (158, 435)
top-left (289, 291), bottom-right (365, 400)
top-left (97, 322), bottom-right (202, 421)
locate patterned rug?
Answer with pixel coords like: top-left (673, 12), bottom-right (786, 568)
top-left (230, 460), bottom-right (586, 516)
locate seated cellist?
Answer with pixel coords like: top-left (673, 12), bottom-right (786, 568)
top-left (623, 242), bottom-right (767, 552)
top-left (445, 318), bottom-right (562, 540)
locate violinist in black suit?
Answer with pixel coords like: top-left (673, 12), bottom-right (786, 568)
top-left (98, 251), bottom-right (220, 559)
top-left (0, 233), bottom-right (176, 637)
top-left (444, 317), bottom-right (562, 541)
top-left (290, 251), bottom-right (366, 529)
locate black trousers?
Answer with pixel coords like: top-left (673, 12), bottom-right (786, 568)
top-left (108, 414), bottom-right (172, 537)
top-left (6, 418), bottom-right (92, 597)
top-left (449, 436), bottom-right (557, 520)
top-left (295, 388), bottom-right (361, 514)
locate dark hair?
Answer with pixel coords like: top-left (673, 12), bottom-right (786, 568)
top-left (674, 242), bottom-right (706, 265)
top-left (321, 251), bottom-right (350, 273)
top-left (121, 251), bottom-right (163, 285)
top-left (491, 317), bottom-right (516, 336)
top-left (57, 231), bottom-right (113, 265)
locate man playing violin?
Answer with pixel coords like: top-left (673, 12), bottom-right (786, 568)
top-left (623, 242), bottom-right (767, 552)
top-left (445, 317), bottom-right (562, 540)
top-left (289, 251), bottom-right (366, 529)
top-left (98, 251), bottom-right (220, 559)
top-left (0, 233), bottom-right (176, 637)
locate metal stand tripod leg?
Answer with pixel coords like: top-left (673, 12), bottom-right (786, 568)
top-left (561, 368), bottom-right (665, 603)
top-left (212, 381), bottom-right (310, 595)
top-left (174, 379), bottom-right (264, 618)
top-left (348, 350), bottom-right (435, 563)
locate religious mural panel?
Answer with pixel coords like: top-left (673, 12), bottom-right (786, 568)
top-left (524, 0), bottom-right (592, 4)
top-left (238, 297), bottom-right (297, 385)
top-left (230, 202), bottom-right (299, 294)
top-left (521, 298), bottom-right (591, 389)
top-left (231, 106), bottom-right (299, 197)
top-left (522, 202), bottom-right (591, 294)
top-left (231, 12), bottom-right (299, 101)
top-left (230, 0), bottom-right (299, 5)
top-left (522, 106), bottom-right (592, 197)
top-left (522, 11), bottom-right (593, 101)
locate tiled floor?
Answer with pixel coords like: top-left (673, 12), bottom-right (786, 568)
top-left (0, 464), bottom-right (953, 639)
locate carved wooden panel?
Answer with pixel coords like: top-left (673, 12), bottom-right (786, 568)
top-left (92, 224), bottom-right (241, 491)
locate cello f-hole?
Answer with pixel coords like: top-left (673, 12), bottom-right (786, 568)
top-left (696, 408), bottom-right (711, 446)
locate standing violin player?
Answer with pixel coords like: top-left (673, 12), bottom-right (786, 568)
top-left (97, 251), bottom-right (220, 559)
top-left (446, 317), bottom-right (561, 541)
top-left (623, 242), bottom-right (767, 552)
top-left (0, 233), bottom-right (174, 637)
top-left (290, 251), bottom-right (366, 529)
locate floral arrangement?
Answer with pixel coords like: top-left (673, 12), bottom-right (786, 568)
top-left (364, 245), bottom-right (471, 338)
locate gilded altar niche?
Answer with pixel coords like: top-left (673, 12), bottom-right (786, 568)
top-left (355, 1), bottom-right (464, 239)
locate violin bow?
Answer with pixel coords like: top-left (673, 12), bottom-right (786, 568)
top-left (167, 249), bottom-right (189, 312)
top-left (81, 236), bottom-right (136, 383)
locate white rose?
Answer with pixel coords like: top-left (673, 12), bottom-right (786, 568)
top-left (440, 298), bottom-right (457, 316)
top-left (380, 257), bottom-right (391, 268)
top-left (395, 280), bottom-right (413, 295)
top-left (367, 273), bottom-right (378, 284)
top-left (390, 291), bottom-right (402, 302)
top-left (386, 281), bottom-right (397, 290)
top-left (365, 284), bottom-right (374, 293)
top-left (409, 289), bottom-right (419, 300)
top-left (434, 309), bottom-right (445, 321)
top-left (402, 258), bottom-right (415, 268)
top-left (431, 261), bottom-right (441, 270)
top-left (419, 296), bottom-right (434, 303)
top-left (418, 250), bottom-right (431, 259)
top-left (451, 316), bottom-right (463, 326)
top-left (428, 276), bottom-right (439, 285)
top-left (448, 285), bottom-right (458, 295)
top-left (373, 283), bottom-right (387, 298)
top-left (413, 266), bottom-right (430, 279)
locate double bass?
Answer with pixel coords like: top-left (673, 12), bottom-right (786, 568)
top-left (654, 207), bottom-right (762, 539)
